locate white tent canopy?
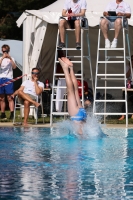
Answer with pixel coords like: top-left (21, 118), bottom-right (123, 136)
top-left (17, 0), bottom-right (133, 26)
top-left (16, 0), bottom-right (133, 98)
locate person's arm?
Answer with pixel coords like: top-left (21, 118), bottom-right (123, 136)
top-left (103, 11), bottom-right (109, 17)
top-left (70, 9), bottom-right (86, 18)
top-left (0, 57), bottom-right (3, 66)
top-left (7, 56), bottom-right (16, 69)
top-left (1, 53), bottom-right (16, 69)
top-left (34, 81), bottom-right (43, 95)
top-left (0, 54), bottom-right (7, 66)
top-left (62, 9), bottom-right (69, 17)
top-left (117, 12), bottom-right (131, 18)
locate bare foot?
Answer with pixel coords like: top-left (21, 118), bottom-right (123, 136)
top-left (131, 115), bottom-right (133, 119)
top-left (23, 122), bottom-right (29, 126)
top-left (58, 58), bottom-right (69, 69)
top-left (118, 115), bottom-right (124, 120)
top-left (34, 102), bottom-right (40, 107)
top-left (60, 57), bottom-right (73, 67)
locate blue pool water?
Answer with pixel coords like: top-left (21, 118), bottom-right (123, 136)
top-left (0, 126), bottom-right (133, 199)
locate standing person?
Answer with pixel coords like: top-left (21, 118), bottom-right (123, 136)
top-left (119, 55), bottom-right (133, 120)
top-left (0, 44), bottom-right (16, 119)
top-left (12, 68), bottom-right (44, 126)
top-left (58, 0), bottom-right (87, 50)
top-left (100, 0), bottom-right (131, 48)
top-left (58, 57), bottom-right (87, 134)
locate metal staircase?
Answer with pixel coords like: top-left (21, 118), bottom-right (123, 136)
top-left (50, 18), bottom-right (94, 126)
top-left (93, 17), bottom-right (132, 127)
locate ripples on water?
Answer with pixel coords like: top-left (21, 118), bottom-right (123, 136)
top-left (0, 118), bottom-right (133, 199)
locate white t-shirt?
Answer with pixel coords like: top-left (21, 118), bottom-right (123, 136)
top-left (63, 0), bottom-right (87, 19)
top-left (0, 57), bottom-right (15, 79)
top-left (22, 79), bottom-right (44, 97)
top-left (105, 0), bottom-right (131, 14)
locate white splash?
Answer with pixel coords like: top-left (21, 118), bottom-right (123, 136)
top-left (52, 112), bottom-right (106, 139)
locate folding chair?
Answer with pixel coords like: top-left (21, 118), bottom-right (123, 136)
top-left (13, 93), bottom-right (46, 125)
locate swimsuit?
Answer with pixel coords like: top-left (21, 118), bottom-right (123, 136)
top-left (70, 108), bottom-right (87, 121)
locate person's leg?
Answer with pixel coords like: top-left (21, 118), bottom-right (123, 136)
top-left (69, 67), bottom-right (82, 108)
top-left (74, 20), bottom-right (81, 43)
top-left (5, 82), bottom-right (14, 118)
top-left (7, 94), bottom-right (14, 112)
top-left (18, 91), bottom-right (40, 107)
top-left (60, 57), bottom-right (82, 107)
top-left (58, 58), bottom-right (79, 116)
top-left (58, 19), bottom-right (70, 43)
top-left (0, 79), bottom-right (6, 117)
top-left (100, 18), bottom-right (109, 39)
top-left (114, 18), bottom-right (122, 39)
top-left (23, 100), bottom-right (31, 126)
top-left (0, 94), bottom-right (6, 116)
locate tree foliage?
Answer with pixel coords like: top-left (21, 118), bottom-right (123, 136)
top-left (0, 0), bottom-right (56, 40)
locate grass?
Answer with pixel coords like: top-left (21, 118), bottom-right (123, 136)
top-left (0, 110), bottom-right (50, 124)
top-left (0, 110), bottom-right (67, 124)
top-left (1, 111), bottom-right (133, 125)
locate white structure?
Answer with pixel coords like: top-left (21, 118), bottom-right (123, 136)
top-left (16, 0), bottom-right (133, 92)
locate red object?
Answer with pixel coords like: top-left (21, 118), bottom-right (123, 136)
top-left (68, 8), bottom-right (72, 20)
top-left (127, 80), bottom-right (131, 88)
top-left (0, 74), bottom-right (27, 88)
top-left (45, 79), bottom-right (49, 88)
top-left (77, 79), bottom-right (89, 97)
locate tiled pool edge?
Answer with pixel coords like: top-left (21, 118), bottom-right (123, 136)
top-left (0, 122), bottom-right (133, 128)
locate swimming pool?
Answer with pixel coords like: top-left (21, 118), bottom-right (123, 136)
top-left (0, 126), bottom-right (133, 199)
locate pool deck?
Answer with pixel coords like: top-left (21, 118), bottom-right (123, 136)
top-left (0, 122), bottom-right (133, 128)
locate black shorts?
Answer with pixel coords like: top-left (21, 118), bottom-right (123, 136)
top-left (68, 19), bottom-right (76, 29)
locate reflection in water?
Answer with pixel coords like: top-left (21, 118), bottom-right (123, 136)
top-left (0, 127), bottom-right (132, 199)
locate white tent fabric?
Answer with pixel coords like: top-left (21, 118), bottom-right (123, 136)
top-left (17, 0), bottom-right (133, 26)
top-left (16, 0), bottom-right (133, 99)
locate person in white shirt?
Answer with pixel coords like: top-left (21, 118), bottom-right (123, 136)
top-left (0, 44), bottom-right (16, 120)
top-left (100, 0), bottom-right (131, 48)
top-left (12, 68), bottom-right (44, 126)
top-left (58, 0), bottom-right (87, 50)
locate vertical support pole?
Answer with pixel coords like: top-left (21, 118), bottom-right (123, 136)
top-left (86, 30), bottom-right (94, 94)
top-left (104, 49), bottom-right (107, 124)
top-left (80, 28), bottom-right (84, 106)
top-left (93, 29), bottom-right (101, 115)
top-left (123, 27), bottom-right (128, 127)
top-left (50, 29), bottom-right (60, 126)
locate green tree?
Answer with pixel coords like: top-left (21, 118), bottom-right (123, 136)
top-left (0, 0), bottom-right (56, 40)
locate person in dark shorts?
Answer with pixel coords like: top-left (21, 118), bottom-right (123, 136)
top-left (58, 0), bottom-right (87, 50)
top-left (0, 44), bottom-right (16, 119)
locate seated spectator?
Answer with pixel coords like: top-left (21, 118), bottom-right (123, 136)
top-left (12, 68), bottom-right (44, 126)
top-left (58, 0), bottom-right (87, 50)
top-left (100, 0), bottom-right (131, 48)
top-left (0, 44), bottom-right (16, 120)
top-left (119, 55), bottom-right (133, 120)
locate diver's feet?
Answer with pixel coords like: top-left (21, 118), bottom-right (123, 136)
top-left (58, 58), bottom-right (70, 70)
top-left (60, 57), bottom-right (73, 67)
top-left (118, 115), bottom-right (124, 120)
top-left (23, 122), bottom-right (29, 127)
